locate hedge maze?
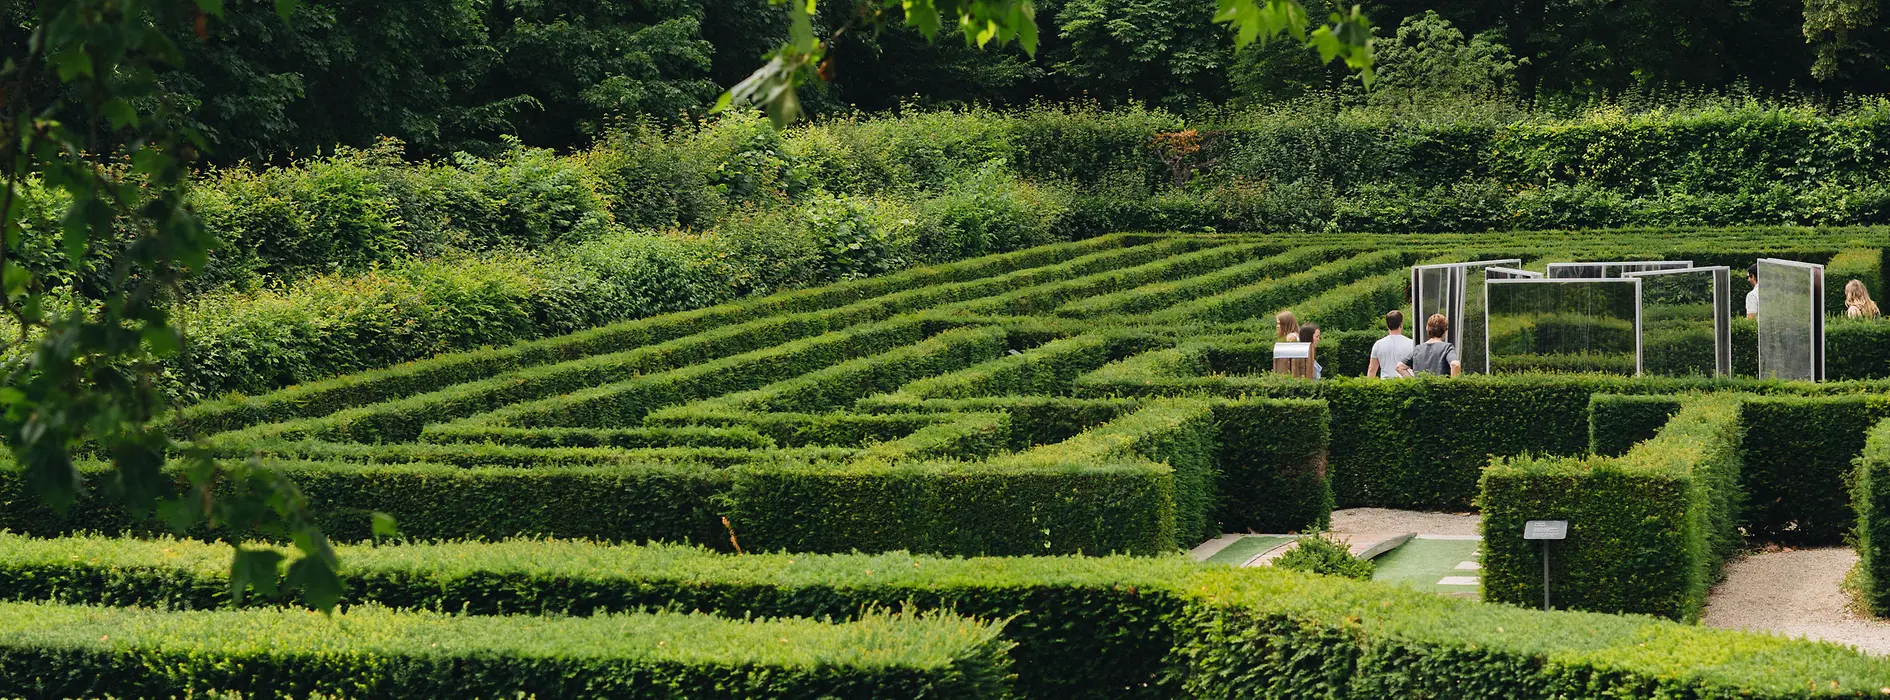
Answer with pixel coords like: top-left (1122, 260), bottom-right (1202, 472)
top-left (9, 231), bottom-right (1890, 696)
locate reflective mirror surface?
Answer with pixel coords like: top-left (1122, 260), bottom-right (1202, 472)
top-left (1486, 279), bottom-right (1642, 375)
top-left (1756, 259), bottom-right (1825, 381)
top-left (1628, 267), bottom-right (1730, 377)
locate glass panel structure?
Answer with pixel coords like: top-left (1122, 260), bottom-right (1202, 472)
top-left (1546, 261), bottom-right (1692, 279)
top-left (1411, 260), bottom-right (1521, 373)
top-left (1485, 278), bottom-right (1642, 376)
top-left (1756, 258), bottom-right (1825, 381)
top-left (1485, 267), bottom-right (1542, 280)
top-left (1625, 266), bottom-right (1731, 377)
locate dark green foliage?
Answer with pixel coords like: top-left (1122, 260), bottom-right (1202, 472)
top-left (1588, 394), bottom-right (1684, 456)
top-left (1854, 417), bottom-right (1890, 617)
top-left (1271, 534), bottom-right (1373, 580)
top-left (1213, 400), bottom-right (1333, 533)
top-left (0, 603), bottom-right (1012, 699)
top-left (1738, 395), bottom-right (1890, 544)
top-left (1481, 399), bottom-right (1744, 621)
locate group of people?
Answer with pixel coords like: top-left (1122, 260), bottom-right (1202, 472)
top-left (1275, 309), bottom-right (1461, 379)
top-left (1276, 261), bottom-right (1882, 381)
top-left (1743, 262), bottom-right (1881, 320)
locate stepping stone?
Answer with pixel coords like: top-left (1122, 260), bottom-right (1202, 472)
top-left (1437, 576), bottom-right (1480, 586)
top-left (1455, 561), bottom-right (1480, 570)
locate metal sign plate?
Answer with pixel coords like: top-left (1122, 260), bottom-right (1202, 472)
top-left (1523, 520), bottom-right (1568, 540)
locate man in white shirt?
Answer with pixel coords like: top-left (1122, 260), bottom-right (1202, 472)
top-left (1366, 310), bottom-right (1417, 379)
top-left (1745, 262), bottom-right (1759, 319)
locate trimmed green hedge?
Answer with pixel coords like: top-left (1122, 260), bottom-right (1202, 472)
top-left (1052, 246), bottom-right (1339, 319)
top-left (1588, 393), bottom-right (1684, 457)
top-left (1152, 250), bottom-right (1410, 324)
top-left (1739, 394), bottom-right (1890, 545)
top-left (1212, 399), bottom-right (1333, 534)
top-left (1, 535), bottom-right (1886, 699)
top-left (415, 424), bottom-right (776, 449)
top-left (170, 233), bottom-right (1150, 436)
top-left (0, 602), bottom-right (1010, 699)
top-left (1854, 416), bottom-right (1890, 617)
top-left (1481, 398), bottom-right (1744, 620)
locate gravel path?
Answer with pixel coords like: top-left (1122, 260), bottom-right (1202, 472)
top-left (1330, 507), bottom-right (1480, 537)
top-left (1702, 548), bottom-right (1890, 655)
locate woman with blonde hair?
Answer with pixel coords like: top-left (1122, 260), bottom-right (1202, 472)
top-left (1276, 310), bottom-right (1300, 341)
top-left (1847, 279), bottom-right (1881, 319)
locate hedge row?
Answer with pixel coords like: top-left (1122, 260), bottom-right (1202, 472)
top-left (935, 241), bottom-right (1279, 317)
top-left (0, 602), bottom-right (1008, 699)
top-left (0, 451), bottom-right (1178, 555)
top-left (642, 408), bottom-right (957, 447)
top-left (1051, 246), bottom-right (1341, 319)
top-left (892, 334), bottom-right (1123, 399)
top-left (1000, 398), bottom-right (1221, 544)
top-left (1587, 393), bottom-right (1684, 457)
top-left (1072, 359), bottom-right (1885, 510)
top-left (212, 318), bottom-right (927, 444)
top-left (680, 325), bottom-right (1010, 414)
top-left (201, 232), bottom-right (1186, 445)
top-left (1481, 397), bottom-right (1744, 621)
top-left (415, 424), bottom-right (777, 449)
top-left (171, 234), bottom-right (1147, 435)
top-left (0, 535), bottom-right (1885, 699)
top-left (1855, 417), bottom-right (1890, 617)
top-left (1152, 249), bottom-right (1411, 324)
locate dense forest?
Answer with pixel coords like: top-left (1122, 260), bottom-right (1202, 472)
top-left (5, 0), bottom-right (1886, 162)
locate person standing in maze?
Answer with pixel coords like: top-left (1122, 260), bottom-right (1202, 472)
top-left (1396, 313), bottom-right (1461, 377)
top-left (1745, 262), bottom-right (1760, 319)
top-left (1366, 309), bottom-right (1415, 379)
top-left (1298, 322), bottom-right (1323, 379)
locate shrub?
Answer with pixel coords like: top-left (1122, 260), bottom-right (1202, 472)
top-left (1271, 534), bottom-right (1374, 580)
top-left (918, 160), bottom-right (1071, 262)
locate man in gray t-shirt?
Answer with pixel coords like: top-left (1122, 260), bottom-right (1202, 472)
top-left (1396, 313), bottom-right (1463, 377)
top-left (1366, 310), bottom-right (1416, 379)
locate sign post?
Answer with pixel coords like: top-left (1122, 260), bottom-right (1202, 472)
top-left (1523, 520), bottom-right (1568, 611)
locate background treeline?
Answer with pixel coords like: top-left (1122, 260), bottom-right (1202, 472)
top-left (20, 99), bottom-right (1890, 401)
top-left (3, 0), bottom-right (1883, 161)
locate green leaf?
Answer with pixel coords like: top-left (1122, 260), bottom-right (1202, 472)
top-left (194, 0), bottom-right (225, 16)
top-left (273, 0), bottom-right (300, 23)
top-left (230, 548), bottom-right (284, 604)
top-left (286, 556), bottom-right (345, 612)
top-left (371, 511), bottom-right (400, 539)
top-left (102, 99), bottom-right (138, 129)
top-left (142, 325), bottom-right (182, 357)
top-left (2, 263), bottom-right (30, 297)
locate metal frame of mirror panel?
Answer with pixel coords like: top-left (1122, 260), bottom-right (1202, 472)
top-left (1545, 261), bottom-right (1694, 279)
top-left (1411, 260), bottom-right (1522, 355)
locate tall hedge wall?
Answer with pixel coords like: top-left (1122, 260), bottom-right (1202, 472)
top-left (1481, 398), bottom-right (1744, 621)
top-left (1854, 417), bottom-right (1890, 617)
